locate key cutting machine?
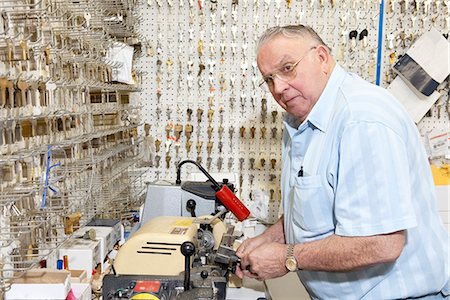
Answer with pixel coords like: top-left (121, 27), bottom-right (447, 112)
top-left (102, 160), bottom-right (250, 300)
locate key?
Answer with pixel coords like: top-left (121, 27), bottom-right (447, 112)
top-left (154, 155), bottom-right (161, 168)
top-left (240, 126), bottom-right (246, 138)
top-left (250, 126), bottom-right (256, 139)
top-left (197, 108), bottom-right (204, 122)
top-left (207, 141), bottom-right (213, 155)
top-left (249, 174), bottom-right (254, 185)
top-left (271, 127), bottom-right (278, 139)
top-left (207, 125), bottom-right (213, 139)
top-left (175, 141), bottom-right (181, 156)
top-left (187, 108), bottom-right (193, 121)
top-left (165, 123), bottom-right (173, 137)
top-left (217, 157), bottom-right (223, 171)
top-left (165, 155), bottom-right (171, 168)
top-left (239, 157), bottom-right (245, 170)
top-left (260, 157), bottom-right (266, 168)
top-left (197, 156), bottom-right (203, 165)
top-left (239, 174), bottom-right (244, 190)
top-left (206, 157), bottom-right (213, 170)
top-left (0, 78), bottom-right (8, 108)
top-left (174, 123), bottom-right (183, 139)
top-left (218, 141), bottom-right (223, 153)
top-left (186, 140), bottom-right (193, 153)
top-left (165, 139), bottom-right (172, 152)
top-left (270, 189), bottom-right (275, 200)
top-left (271, 110), bottom-right (278, 122)
top-left (260, 127), bottom-right (267, 139)
top-left (185, 124), bottom-right (193, 140)
top-left (219, 107), bottom-right (225, 123)
top-left (17, 80), bottom-right (28, 109)
top-left (218, 125), bottom-right (224, 140)
top-left (228, 157), bottom-right (234, 170)
top-left (155, 139), bottom-right (161, 152)
top-left (196, 141), bottom-right (203, 155)
top-left (19, 39), bottom-right (29, 61)
top-left (249, 157), bottom-right (255, 169)
top-left (156, 107), bottom-right (162, 120)
top-left (207, 108), bottom-right (214, 123)
top-left (229, 126), bottom-right (234, 140)
top-left (270, 158), bottom-right (277, 169)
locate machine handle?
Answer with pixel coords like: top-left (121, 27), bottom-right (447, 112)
top-left (215, 185), bottom-right (250, 221)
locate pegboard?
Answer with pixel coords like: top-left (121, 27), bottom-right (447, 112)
top-left (382, 0), bottom-right (450, 160)
top-left (134, 0), bottom-right (449, 221)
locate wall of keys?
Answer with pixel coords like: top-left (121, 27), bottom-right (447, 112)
top-left (0, 0), bottom-right (147, 292)
top-left (136, 0), bottom-right (449, 218)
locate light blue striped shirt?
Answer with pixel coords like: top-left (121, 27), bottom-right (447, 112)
top-left (281, 64), bottom-right (450, 299)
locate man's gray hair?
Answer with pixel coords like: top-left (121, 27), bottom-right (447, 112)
top-left (257, 25), bottom-right (331, 53)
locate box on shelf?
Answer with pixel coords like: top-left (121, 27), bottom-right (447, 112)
top-left (5, 269), bottom-right (71, 300)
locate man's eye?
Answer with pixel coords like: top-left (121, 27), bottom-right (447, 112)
top-left (265, 77), bottom-right (274, 85)
top-left (282, 64), bottom-right (294, 72)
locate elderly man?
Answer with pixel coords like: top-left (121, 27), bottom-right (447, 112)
top-left (236, 25), bottom-right (449, 299)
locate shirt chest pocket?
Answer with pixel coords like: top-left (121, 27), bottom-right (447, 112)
top-left (292, 175), bottom-right (335, 235)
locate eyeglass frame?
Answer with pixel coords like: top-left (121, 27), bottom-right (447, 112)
top-left (258, 46), bottom-right (318, 90)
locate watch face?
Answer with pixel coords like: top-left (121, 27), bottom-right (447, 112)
top-left (286, 257), bottom-right (297, 272)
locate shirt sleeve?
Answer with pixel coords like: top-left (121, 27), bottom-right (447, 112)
top-left (334, 121), bottom-right (417, 236)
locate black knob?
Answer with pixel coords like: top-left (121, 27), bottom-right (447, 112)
top-left (200, 270), bottom-right (208, 279)
top-left (186, 199), bottom-right (196, 217)
top-left (181, 241), bottom-right (195, 257)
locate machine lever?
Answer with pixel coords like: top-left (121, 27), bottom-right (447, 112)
top-left (181, 241), bottom-right (196, 291)
top-left (176, 160), bottom-right (250, 221)
top-left (186, 199), bottom-right (197, 217)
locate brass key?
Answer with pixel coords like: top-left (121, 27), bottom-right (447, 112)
top-left (270, 158), bottom-right (277, 169)
top-left (185, 124), bottom-right (193, 140)
top-left (196, 141), bottom-right (203, 155)
top-left (260, 126), bottom-right (267, 139)
top-left (260, 157), bottom-right (266, 168)
top-left (174, 123), bottom-right (183, 139)
top-left (197, 108), bottom-right (204, 123)
top-left (271, 110), bottom-right (278, 123)
top-left (187, 108), bottom-right (193, 121)
top-left (207, 141), bottom-right (213, 155)
top-left (250, 126), bottom-right (256, 139)
top-left (155, 139), bottom-right (161, 152)
top-left (207, 125), bottom-right (213, 139)
top-left (165, 123), bottom-right (173, 137)
top-left (186, 140), bottom-right (193, 153)
top-left (218, 125), bottom-right (224, 140)
top-left (165, 155), bottom-right (171, 168)
top-left (239, 126), bottom-right (245, 138)
top-left (207, 109), bottom-right (214, 123)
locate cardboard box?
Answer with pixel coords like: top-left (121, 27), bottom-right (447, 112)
top-left (69, 270), bottom-right (88, 283)
top-left (5, 269), bottom-right (71, 300)
top-left (59, 238), bottom-right (100, 278)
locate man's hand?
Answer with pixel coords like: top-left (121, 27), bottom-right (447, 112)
top-left (236, 241), bottom-right (289, 280)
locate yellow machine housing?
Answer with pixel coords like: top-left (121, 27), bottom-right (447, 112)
top-left (114, 216), bottom-right (226, 276)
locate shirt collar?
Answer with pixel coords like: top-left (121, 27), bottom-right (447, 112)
top-left (283, 64), bottom-right (347, 135)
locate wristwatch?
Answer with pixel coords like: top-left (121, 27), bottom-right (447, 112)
top-left (285, 244), bottom-right (298, 272)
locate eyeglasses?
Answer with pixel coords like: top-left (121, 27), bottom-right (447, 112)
top-left (259, 47), bottom-right (317, 91)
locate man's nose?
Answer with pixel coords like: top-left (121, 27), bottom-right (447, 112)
top-left (272, 75), bottom-right (289, 95)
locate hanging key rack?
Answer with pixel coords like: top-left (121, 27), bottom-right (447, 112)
top-left (0, 0), bottom-right (147, 292)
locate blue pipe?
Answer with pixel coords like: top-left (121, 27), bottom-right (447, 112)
top-left (376, 0), bottom-right (385, 86)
